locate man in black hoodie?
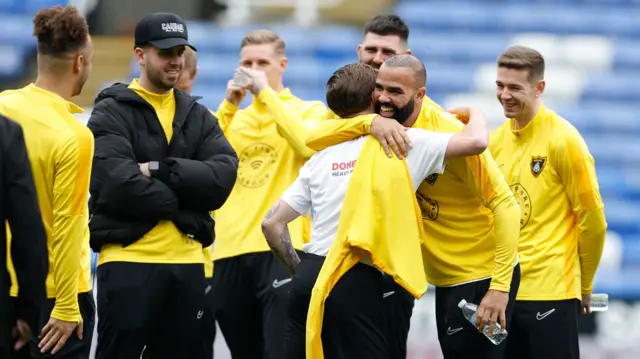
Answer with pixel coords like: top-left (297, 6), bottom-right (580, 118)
top-left (87, 12), bottom-right (238, 359)
top-left (0, 116), bottom-right (48, 358)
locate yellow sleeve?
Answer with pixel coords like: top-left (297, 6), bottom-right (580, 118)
top-left (50, 134), bottom-right (93, 323)
top-left (214, 100), bottom-right (238, 134)
top-left (257, 88), bottom-right (327, 158)
top-left (203, 245), bottom-right (213, 278)
top-left (552, 134), bottom-right (607, 294)
top-left (305, 114), bottom-right (376, 151)
top-left (450, 151), bottom-right (520, 292)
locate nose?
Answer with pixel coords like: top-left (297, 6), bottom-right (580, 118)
top-left (373, 51), bottom-right (386, 66)
top-left (377, 92), bottom-right (391, 104)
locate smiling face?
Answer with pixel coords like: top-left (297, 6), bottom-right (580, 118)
top-left (136, 45), bottom-right (185, 92)
top-left (495, 46), bottom-right (546, 120)
top-left (496, 66), bottom-right (545, 119)
top-left (358, 32), bottom-right (409, 69)
top-left (372, 63), bottom-right (425, 127)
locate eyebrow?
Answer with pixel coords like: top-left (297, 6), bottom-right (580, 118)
top-left (364, 45), bottom-right (396, 53)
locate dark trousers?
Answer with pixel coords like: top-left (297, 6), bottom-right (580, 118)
top-left (381, 274), bottom-right (415, 359)
top-left (95, 262), bottom-right (205, 359)
top-left (434, 264), bottom-right (521, 359)
top-left (504, 298), bottom-right (580, 359)
top-left (283, 253), bottom-right (387, 359)
top-left (10, 292), bottom-right (95, 359)
top-left (210, 252), bottom-right (293, 359)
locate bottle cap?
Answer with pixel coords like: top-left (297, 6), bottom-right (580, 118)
top-left (458, 299), bottom-right (467, 308)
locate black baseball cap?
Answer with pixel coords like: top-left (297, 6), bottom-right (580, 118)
top-left (134, 12), bottom-right (197, 51)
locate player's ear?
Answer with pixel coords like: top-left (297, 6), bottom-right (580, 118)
top-left (357, 44), bottom-right (364, 58)
top-left (535, 80), bottom-right (546, 97)
top-left (417, 86), bottom-right (426, 99)
top-left (134, 47), bottom-right (145, 66)
top-left (405, 48), bottom-right (412, 55)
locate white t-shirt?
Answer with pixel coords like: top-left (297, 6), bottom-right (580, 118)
top-left (281, 128), bottom-right (453, 256)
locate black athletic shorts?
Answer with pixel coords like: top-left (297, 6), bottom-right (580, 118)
top-left (283, 252), bottom-right (387, 359)
top-left (435, 264), bottom-right (521, 359)
top-left (95, 262), bottom-right (205, 359)
top-left (381, 274), bottom-right (415, 359)
top-left (11, 292), bottom-right (95, 359)
top-left (504, 298), bottom-right (580, 359)
top-left (211, 252), bottom-right (293, 359)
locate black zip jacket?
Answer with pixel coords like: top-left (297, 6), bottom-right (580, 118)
top-left (87, 83), bottom-right (238, 252)
top-left (0, 116), bottom-right (48, 347)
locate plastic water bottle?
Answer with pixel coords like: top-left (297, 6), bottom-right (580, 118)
top-left (458, 299), bottom-right (508, 345)
top-left (590, 293), bottom-right (609, 312)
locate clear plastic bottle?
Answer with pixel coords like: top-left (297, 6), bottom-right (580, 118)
top-left (458, 299), bottom-right (508, 345)
top-left (590, 293), bottom-right (609, 312)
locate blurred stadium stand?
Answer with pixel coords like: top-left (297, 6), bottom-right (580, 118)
top-left (4, 0), bottom-right (640, 356)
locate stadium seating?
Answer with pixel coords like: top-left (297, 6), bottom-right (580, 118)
top-left (5, 0), bottom-right (640, 299)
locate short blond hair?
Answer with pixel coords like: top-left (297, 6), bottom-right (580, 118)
top-left (497, 45), bottom-right (545, 81)
top-left (240, 29), bottom-right (285, 54)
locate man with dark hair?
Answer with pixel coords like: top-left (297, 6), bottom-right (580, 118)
top-left (306, 54), bottom-right (522, 359)
top-left (0, 5), bottom-right (96, 358)
top-left (88, 12), bottom-right (238, 359)
top-left (0, 117), bottom-right (48, 359)
top-left (263, 62), bottom-right (491, 359)
top-left (491, 45), bottom-right (606, 359)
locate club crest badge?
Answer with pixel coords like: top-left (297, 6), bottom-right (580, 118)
top-left (425, 173), bottom-right (439, 186)
top-left (530, 156), bottom-right (547, 178)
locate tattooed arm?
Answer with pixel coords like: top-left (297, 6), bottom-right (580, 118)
top-left (261, 200), bottom-right (303, 277)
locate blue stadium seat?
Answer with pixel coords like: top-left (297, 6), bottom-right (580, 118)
top-left (196, 54), bottom-right (238, 83)
top-left (22, 0), bottom-right (66, 15)
top-left (283, 57), bottom-right (324, 86)
top-left (595, 269), bottom-right (640, 300)
top-left (191, 83), bottom-right (227, 110)
top-left (612, 40), bottom-right (640, 71)
top-left (269, 25), bottom-right (314, 56)
top-left (186, 21), bottom-right (218, 52)
top-left (582, 72), bottom-right (640, 103)
top-left (0, 0), bottom-right (22, 14)
top-left (396, 2), bottom-right (640, 36)
top-left (556, 104), bottom-right (640, 135)
top-left (211, 25), bottom-right (261, 53)
top-left (425, 63), bottom-right (476, 94)
top-left (313, 25), bottom-right (362, 61)
top-left (411, 32), bottom-right (508, 64)
top-left (621, 237), bottom-right (640, 268)
top-left (603, 199), bottom-right (640, 236)
top-left (0, 44), bottom-right (26, 78)
top-left (0, 14), bottom-right (36, 47)
top-left (587, 136), bottom-right (640, 165)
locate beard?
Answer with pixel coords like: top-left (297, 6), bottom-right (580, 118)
top-left (374, 98), bottom-right (415, 125)
top-left (146, 66), bottom-right (178, 92)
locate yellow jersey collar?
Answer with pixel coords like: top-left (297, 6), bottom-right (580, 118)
top-left (129, 79), bottom-right (174, 105)
top-left (27, 83), bottom-right (84, 114)
top-left (510, 102), bottom-right (549, 139)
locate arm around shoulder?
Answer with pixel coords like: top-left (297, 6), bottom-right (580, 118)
top-left (88, 101), bottom-right (180, 220)
top-left (443, 107), bottom-right (489, 159)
